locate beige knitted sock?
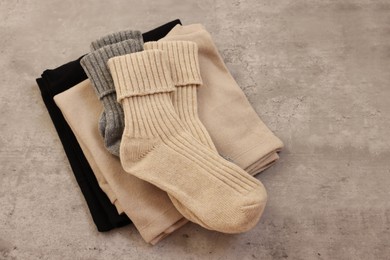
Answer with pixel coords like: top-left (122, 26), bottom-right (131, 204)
top-left (143, 41), bottom-right (217, 225)
top-left (144, 41), bottom-right (216, 151)
top-left (108, 49), bottom-right (267, 233)
top-left (143, 41), bottom-right (228, 225)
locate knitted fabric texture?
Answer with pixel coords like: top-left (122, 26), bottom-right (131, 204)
top-left (161, 24), bottom-right (284, 175)
top-left (108, 50), bottom-right (267, 233)
top-left (144, 41), bottom-right (216, 150)
top-left (90, 30), bottom-right (143, 51)
top-left (80, 38), bottom-right (143, 156)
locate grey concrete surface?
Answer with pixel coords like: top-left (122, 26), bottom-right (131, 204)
top-left (1, 0), bottom-right (390, 259)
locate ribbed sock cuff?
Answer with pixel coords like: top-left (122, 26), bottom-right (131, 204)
top-left (90, 30), bottom-right (143, 51)
top-left (144, 41), bottom-right (202, 86)
top-left (80, 39), bottom-right (143, 99)
top-left (108, 50), bottom-right (175, 101)
top-left (101, 93), bottom-right (124, 120)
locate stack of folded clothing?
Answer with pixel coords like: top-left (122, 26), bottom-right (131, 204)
top-left (36, 19), bottom-right (283, 245)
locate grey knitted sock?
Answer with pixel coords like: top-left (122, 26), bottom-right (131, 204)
top-left (90, 30), bottom-right (143, 51)
top-left (80, 39), bottom-right (144, 156)
top-left (89, 30), bottom-right (143, 144)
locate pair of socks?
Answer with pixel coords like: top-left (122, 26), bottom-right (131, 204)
top-left (36, 19), bottom-right (182, 233)
top-left (108, 44), bottom-right (267, 233)
top-left (81, 32), bottom-right (266, 232)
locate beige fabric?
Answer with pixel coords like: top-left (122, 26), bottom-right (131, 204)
top-left (143, 41), bottom-right (224, 222)
top-left (108, 50), bottom-right (267, 233)
top-left (161, 24), bottom-right (284, 175)
top-left (144, 41), bottom-right (216, 150)
top-left (73, 131), bottom-right (124, 214)
top-left (74, 137), bottom-right (123, 214)
top-left (54, 80), bottom-right (186, 244)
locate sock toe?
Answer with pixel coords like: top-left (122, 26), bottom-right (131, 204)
top-left (234, 184), bottom-right (267, 233)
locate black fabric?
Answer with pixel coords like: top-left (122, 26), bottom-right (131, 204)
top-left (142, 19), bottom-right (181, 42)
top-left (36, 19), bottom-right (182, 232)
top-left (37, 63), bottom-right (127, 232)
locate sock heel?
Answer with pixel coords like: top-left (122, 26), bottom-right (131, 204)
top-left (120, 136), bottom-right (159, 162)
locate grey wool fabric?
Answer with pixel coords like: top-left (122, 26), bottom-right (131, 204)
top-left (80, 38), bottom-right (144, 156)
top-left (88, 30), bottom-right (143, 153)
top-left (90, 30), bottom-right (143, 51)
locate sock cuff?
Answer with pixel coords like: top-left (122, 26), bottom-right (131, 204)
top-left (90, 30), bottom-right (143, 51)
top-left (144, 41), bottom-right (202, 86)
top-left (108, 50), bottom-right (175, 101)
top-left (80, 39), bottom-right (143, 99)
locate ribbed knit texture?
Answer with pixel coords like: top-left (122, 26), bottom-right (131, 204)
top-left (161, 24), bottom-right (284, 176)
top-left (90, 30), bottom-right (143, 51)
top-left (89, 30), bottom-right (143, 153)
top-left (80, 39), bottom-right (143, 156)
top-left (108, 50), bottom-right (267, 233)
top-left (144, 41), bottom-right (216, 150)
